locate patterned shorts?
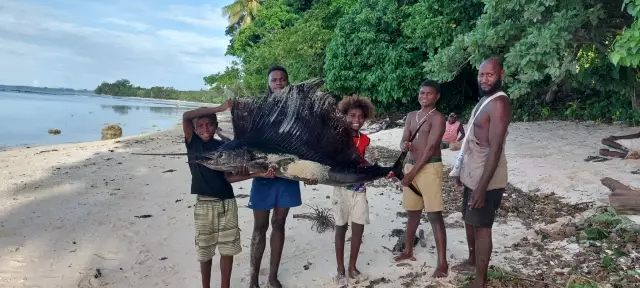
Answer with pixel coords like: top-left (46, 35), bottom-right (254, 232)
top-left (194, 196), bottom-right (241, 262)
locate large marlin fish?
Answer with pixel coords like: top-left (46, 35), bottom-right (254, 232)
top-left (137, 78), bottom-right (420, 194)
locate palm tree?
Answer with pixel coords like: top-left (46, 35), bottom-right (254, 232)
top-left (222, 0), bottom-right (261, 30)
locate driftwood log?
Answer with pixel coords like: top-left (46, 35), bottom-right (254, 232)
top-left (601, 177), bottom-right (640, 215)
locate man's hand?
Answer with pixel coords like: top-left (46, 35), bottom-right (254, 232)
top-left (387, 171), bottom-right (397, 179)
top-left (452, 176), bottom-right (462, 187)
top-left (234, 165), bottom-right (250, 176)
top-left (401, 141), bottom-right (412, 152)
top-left (468, 188), bottom-right (486, 209)
top-left (259, 168), bottom-right (276, 178)
top-left (220, 99), bottom-right (233, 111)
top-left (401, 170), bottom-right (416, 187)
top-left (303, 178), bottom-right (318, 186)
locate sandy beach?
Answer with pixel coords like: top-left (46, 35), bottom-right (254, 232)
top-left (1, 117), bottom-right (640, 288)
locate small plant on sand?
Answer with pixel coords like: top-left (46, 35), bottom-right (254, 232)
top-left (292, 205), bottom-right (335, 234)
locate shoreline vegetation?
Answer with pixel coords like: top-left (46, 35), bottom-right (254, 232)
top-left (93, 79), bottom-right (226, 104)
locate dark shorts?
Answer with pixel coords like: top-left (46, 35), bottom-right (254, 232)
top-left (462, 186), bottom-right (504, 228)
top-left (248, 177), bottom-right (302, 210)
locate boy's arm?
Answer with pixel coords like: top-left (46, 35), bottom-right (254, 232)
top-left (224, 167), bottom-right (275, 183)
top-left (183, 100), bottom-right (232, 143)
top-left (225, 172), bottom-right (262, 183)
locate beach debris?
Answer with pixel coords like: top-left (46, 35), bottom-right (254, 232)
top-left (93, 269), bottom-right (102, 279)
top-left (303, 260), bottom-right (312, 270)
top-left (601, 177), bottom-right (640, 215)
top-left (161, 169), bottom-right (176, 173)
top-left (364, 277), bottom-right (390, 288)
top-left (457, 266), bottom-right (556, 288)
top-left (101, 124), bottom-right (122, 140)
top-left (134, 214), bottom-right (152, 219)
top-left (389, 228), bottom-right (420, 253)
top-left (398, 271), bottom-right (427, 287)
top-left (501, 206), bottom-right (640, 287)
top-left (440, 167), bottom-right (591, 228)
top-left (48, 128), bottom-right (61, 135)
top-left (175, 199), bottom-right (182, 203)
top-left (292, 205), bottom-right (335, 233)
top-left (584, 155), bottom-right (610, 162)
top-left (159, 257), bottom-right (168, 261)
top-left (35, 149), bottom-right (58, 154)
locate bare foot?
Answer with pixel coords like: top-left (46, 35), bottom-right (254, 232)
top-left (334, 272), bottom-right (347, 286)
top-left (432, 263), bottom-right (448, 278)
top-left (452, 259), bottom-right (475, 272)
top-left (268, 278), bottom-right (282, 288)
top-left (348, 267), bottom-right (361, 279)
top-left (393, 252), bottom-right (416, 262)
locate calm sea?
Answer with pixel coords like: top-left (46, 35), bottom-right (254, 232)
top-left (0, 91), bottom-right (206, 148)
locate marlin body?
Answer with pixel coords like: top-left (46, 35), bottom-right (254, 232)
top-left (192, 145), bottom-right (407, 187)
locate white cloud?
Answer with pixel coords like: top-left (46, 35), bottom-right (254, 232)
top-left (163, 4), bottom-right (229, 30)
top-left (0, 0), bottom-right (234, 90)
top-left (102, 18), bottom-right (150, 31)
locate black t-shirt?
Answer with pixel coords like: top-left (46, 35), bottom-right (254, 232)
top-left (186, 133), bottom-right (234, 199)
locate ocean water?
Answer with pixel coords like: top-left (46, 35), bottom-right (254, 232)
top-left (0, 91), bottom-right (205, 148)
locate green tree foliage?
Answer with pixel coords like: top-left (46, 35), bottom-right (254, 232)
top-left (610, 0), bottom-right (640, 67)
top-left (208, 0), bottom-right (640, 124)
top-left (209, 0), bottom-right (355, 96)
top-left (94, 79), bottom-right (224, 103)
top-left (223, 0), bottom-right (263, 32)
top-left (425, 1), bottom-right (634, 101)
top-left (324, 0), bottom-right (483, 112)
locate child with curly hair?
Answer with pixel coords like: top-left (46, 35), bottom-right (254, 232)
top-left (333, 94), bottom-right (376, 284)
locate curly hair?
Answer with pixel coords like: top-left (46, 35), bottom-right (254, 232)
top-left (337, 94), bottom-right (375, 120)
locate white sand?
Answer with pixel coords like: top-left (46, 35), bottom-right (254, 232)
top-left (1, 120), bottom-right (639, 287)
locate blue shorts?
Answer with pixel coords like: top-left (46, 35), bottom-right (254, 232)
top-left (248, 177), bottom-right (302, 211)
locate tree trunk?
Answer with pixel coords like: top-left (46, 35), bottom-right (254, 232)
top-left (609, 189), bottom-right (640, 215)
top-left (632, 78), bottom-right (639, 110)
top-left (601, 177), bottom-right (635, 193)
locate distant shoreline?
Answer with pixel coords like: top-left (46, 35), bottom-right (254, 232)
top-left (0, 89), bottom-right (221, 106)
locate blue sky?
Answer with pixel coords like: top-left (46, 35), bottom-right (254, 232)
top-left (0, 0), bottom-right (235, 90)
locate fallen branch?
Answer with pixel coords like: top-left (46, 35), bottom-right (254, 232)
top-left (93, 253), bottom-right (116, 260)
top-left (610, 189), bottom-right (640, 214)
top-left (601, 177), bottom-right (635, 193)
top-left (292, 214), bottom-right (316, 220)
top-left (493, 267), bottom-right (562, 288)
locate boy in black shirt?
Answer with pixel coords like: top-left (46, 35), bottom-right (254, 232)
top-left (183, 101), bottom-right (274, 288)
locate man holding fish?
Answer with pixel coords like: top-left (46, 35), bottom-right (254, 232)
top-left (389, 80), bottom-right (449, 278)
top-left (182, 103), bottom-right (276, 288)
top-left (248, 66), bottom-right (318, 288)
